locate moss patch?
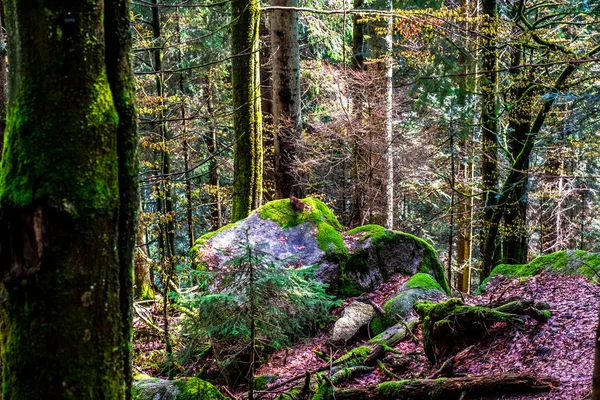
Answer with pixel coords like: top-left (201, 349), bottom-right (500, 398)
top-left (258, 198), bottom-right (347, 258)
top-left (405, 273), bottom-right (443, 292)
top-left (346, 225), bottom-right (449, 294)
top-left (175, 378), bottom-right (227, 400)
top-left (479, 250), bottom-right (600, 293)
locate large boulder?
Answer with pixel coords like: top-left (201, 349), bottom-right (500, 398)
top-left (479, 250), bottom-right (600, 293)
top-left (192, 199), bottom-right (449, 295)
top-left (342, 225), bottom-right (450, 295)
top-left (132, 377), bottom-right (226, 400)
top-left (191, 198), bottom-right (345, 284)
top-left (330, 301), bottom-right (376, 343)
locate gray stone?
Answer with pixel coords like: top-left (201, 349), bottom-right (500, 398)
top-left (331, 302), bottom-right (376, 342)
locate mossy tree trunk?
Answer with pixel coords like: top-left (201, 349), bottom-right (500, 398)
top-left (231, 0), bottom-right (263, 221)
top-left (502, 40), bottom-right (531, 265)
top-left (0, 0), bottom-right (6, 159)
top-left (0, 0), bottom-right (138, 398)
top-left (271, 0), bottom-right (304, 199)
top-left (479, 0), bottom-right (500, 276)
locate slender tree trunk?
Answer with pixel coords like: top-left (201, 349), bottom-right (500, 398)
top-left (151, 1), bottom-right (175, 379)
top-left (376, 0), bottom-right (394, 229)
top-left (135, 220), bottom-right (154, 300)
top-left (204, 75), bottom-right (222, 230)
top-left (271, 0), bottom-right (304, 198)
top-left (479, 0), bottom-right (500, 276)
top-left (0, 0), bottom-right (137, 397)
top-left (0, 0), bottom-right (6, 158)
top-left (502, 44), bottom-right (530, 264)
top-left (259, 17), bottom-right (276, 201)
top-left (350, 0), bottom-right (366, 227)
top-left (176, 9), bottom-right (195, 248)
top-left (231, 0), bottom-right (263, 221)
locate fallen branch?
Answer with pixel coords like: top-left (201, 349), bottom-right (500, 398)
top-left (415, 298), bottom-right (550, 363)
top-left (333, 372), bottom-right (560, 399)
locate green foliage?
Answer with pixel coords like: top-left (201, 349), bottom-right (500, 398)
top-left (181, 233), bottom-right (339, 359)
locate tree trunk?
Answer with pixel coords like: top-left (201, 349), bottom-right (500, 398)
top-left (372, 0), bottom-right (394, 229)
top-left (479, 0), bottom-right (499, 277)
top-left (349, 0), bottom-right (366, 227)
top-left (333, 373), bottom-right (559, 400)
top-left (0, 0), bottom-right (137, 397)
top-left (502, 44), bottom-right (530, 264)
top-left (271, 0), bottom-right (304, 199)
top-left (151, 1), bottom-right (175, 379)
top-left (231, 0), bottom-right (263, 221)
top-left (176, 9), bottom-right (195, 248)
top-left (204, 75), bottom-right (222, 230)
top-left (0, 0), bottom-right (6, 158)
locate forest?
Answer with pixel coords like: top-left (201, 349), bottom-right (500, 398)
top-left (0, 0), bottom-right (600, 398)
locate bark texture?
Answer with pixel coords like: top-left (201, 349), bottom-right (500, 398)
top-left (231, 0), bottom-right (263, 221)
top-left (479, 0), bottom-right (500, 277)
top-left (271, 0), bottom-right (304, 199)
top-left (0, 0), bottom-right (138, 398)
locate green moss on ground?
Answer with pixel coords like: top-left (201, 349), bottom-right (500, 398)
top-left (405, 273), bottom-right (443, 292)
top-left (479, 250), bottom-right (600, 293)
top-left (259, 198), bottom-right (347, 258)
top-left (253, 375), bottom-right (268, 391)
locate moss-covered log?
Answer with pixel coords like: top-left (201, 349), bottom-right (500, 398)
top-left (415, 298), bottom-right (549, 364)
top-left (0, 1), bottom-right (138, 398)
top-left (231, 0), bottom-right (263, 221)
top-left (332, 373), bottom-right (559, 400)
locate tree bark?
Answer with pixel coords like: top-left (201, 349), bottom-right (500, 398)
top-left (271, 0), bottom-right (304, 199)
top-left (502, 44), bottom-right (530, 264)
top-left (334, 373), bottom-right (559, 400)
top-left (151, 1), bottom-right (175, 379)
top-left (349, 0), bottom-right (366, 227)
top-left (371, 0), bottom-right (394, 229)
top-left (204, 75), bottom-right (222, 230)
top-left (0, 0), bottom-right (137, 397)
top-left (0, 0), bottom-right (6, 159)
top-left (479, 0), bottom-right (500, 277)
top-left (231, 0), bottom-right (263, 221)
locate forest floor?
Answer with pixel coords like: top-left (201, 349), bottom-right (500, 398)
top-left (132, 272), bottom-right (598, 399)
top-left (251, 272), bottom-right (598, 399)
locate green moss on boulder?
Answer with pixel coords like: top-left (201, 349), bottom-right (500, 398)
top-left (404, 273), bottom-right (443, 292)
top-left (132, 377), bottom-right (226, 400)
top-left (344, 225), bottom-right (449, 295)
top-left (258, 197), bottom-right (346, 258)
top-left (479, 250), bottom-right (600, 293)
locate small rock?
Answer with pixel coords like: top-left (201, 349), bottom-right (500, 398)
top-left (330, 302), bottom-right (376, 343)
top-left (382, 353), bottom-right (412, 372)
